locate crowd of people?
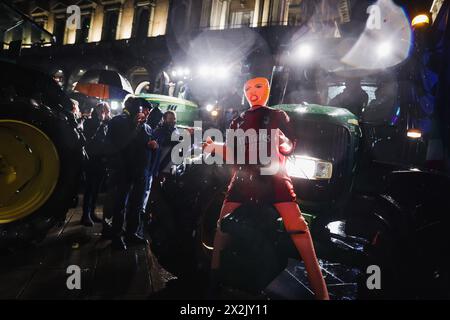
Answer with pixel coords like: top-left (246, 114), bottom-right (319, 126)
top-left (71, 95), bottom-right (179, 250)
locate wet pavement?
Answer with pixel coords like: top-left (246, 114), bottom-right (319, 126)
top-left (266, 259), bottom-right (360, 300)
top-left (0, 201), bottom-right (362, 300)
top-left (0, 206), bottom-right (173, 300)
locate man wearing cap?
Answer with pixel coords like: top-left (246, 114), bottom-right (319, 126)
top-left (102, 96), bottom-right (154, 250)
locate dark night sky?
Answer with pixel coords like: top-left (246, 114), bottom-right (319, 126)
top-left (395, 0), bottom-right (435, 16)
top-left (340, 0), bottom-right (435, 37)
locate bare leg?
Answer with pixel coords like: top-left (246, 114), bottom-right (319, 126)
top-left (274, 202), bottom-right (329, 300)
top-left (210, 201), bottom-right (242, 270)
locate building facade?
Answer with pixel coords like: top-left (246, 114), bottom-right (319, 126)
top-left (3, 0), bottom-right (358, 102)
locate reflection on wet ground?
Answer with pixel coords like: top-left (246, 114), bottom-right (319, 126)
top-left (266, 259), bottom-right (360, 300)
top-left (0, 204), bottom-right (361, 300)
top-left (0, 207), bottom-right (171, 300)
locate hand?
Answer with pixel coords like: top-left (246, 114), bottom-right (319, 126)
top-left (202, 136), bottom-right (215, 153)
top-left (278, 129), bottom-right (288, 144)
top-left (278, 129), bottom-right (293, 154)
top-left (148, 140), bottom-right (159, 150)
top-left (102, 110), bottom-right (111, 121)
top-left (185, 127), bottom-right (195, 135)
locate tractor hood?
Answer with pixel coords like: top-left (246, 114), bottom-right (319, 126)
top-left (139, 93), bottom-right (199, 126)
top-left (274, 104), bottom-right (361, 137)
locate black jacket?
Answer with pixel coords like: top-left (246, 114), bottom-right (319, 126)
top-left (105, 114), bottom-right (153, 178)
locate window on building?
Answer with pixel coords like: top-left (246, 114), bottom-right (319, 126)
top-left (133, 5), bottom-right (155, 39)
top-left (76, 14), bottom-right (91, 43)
top-left (229, 10), bottom-right (253, 28)
top-left (31, 20), bottom-right (46, 44)
top-left (209, 0), bottom-right (256, 29)
top-left (288, 0), bottom-right (303, 26)
top-left (102, 8), bottom-right (120, 41)
top-left (229, 0), bottom-right (255, 28)
top-left (135, 7), bottom-right (149, 38)
top-left (53, 17), bottom-right (66, 44)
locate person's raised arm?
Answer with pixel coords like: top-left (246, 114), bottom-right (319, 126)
top-left (278, 111), bottom-right (296, 156)
top-left (203, 136), bottom-right (228, 161)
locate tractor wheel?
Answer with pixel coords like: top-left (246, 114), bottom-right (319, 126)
top-left (0, 100), bottom-right (82, 249)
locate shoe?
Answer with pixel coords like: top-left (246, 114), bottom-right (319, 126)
top-left (125, 234), bottom-right (149, 246)
top-left (112, 236), bottom-right (127, 251)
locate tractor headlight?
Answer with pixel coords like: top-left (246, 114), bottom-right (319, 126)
top-left (286, 155), bottom-right (333, 180)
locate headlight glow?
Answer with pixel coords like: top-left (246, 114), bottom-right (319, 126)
top-left (286, 155), bottom-right (333, 180)
top-left (296, 44), bottom-right (314, 61)
top-left (411, 14), bottom-right (430, 27)
top-left (407, 128), bottom-right (422, 139)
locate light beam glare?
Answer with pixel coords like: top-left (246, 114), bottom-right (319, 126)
top-left (341, 0), bottom-right (412, 70)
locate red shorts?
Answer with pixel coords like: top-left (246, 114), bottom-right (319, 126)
top-left (225, 167), bottom-right (297, 204)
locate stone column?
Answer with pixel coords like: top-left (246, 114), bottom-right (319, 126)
top-left (261, 0), bottom-right (271, 26)
top-left (200, 0), bottom-right (212, 28)
top-left (151, 0), bottom-right (170, 36)
top-left (219, 0), bottom-right (230, 29)
top-left (117, 0), bottom-right (135, 40)
top-left (89, 4), bottom-right (104, 42)
top-left (252, 0), bottom-right (261, 27)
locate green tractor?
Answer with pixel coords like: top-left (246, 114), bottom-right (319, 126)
top-left (139, 93), bottom-right (200, 126)
top-left (186, 17), bottom-right (450, 300)
top-left (0, 1), bottom-right (201, 250)
top-left (0, 1), bottom-right (84, 249)
top-left (189, 82), bottom-right (450, 299)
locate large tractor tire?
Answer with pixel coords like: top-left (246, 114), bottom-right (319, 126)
top-left (0, 100), bottom-right (83, 249)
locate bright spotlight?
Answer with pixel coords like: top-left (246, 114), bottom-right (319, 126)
top-left (412, 14), bottom-right (430, 28)
top-left (198, 65), bottom-right (211, 77)
top-left (205, 104), bottom-right (214, 112)
top-left (377, 42), bottom-right (392, 58)
top-left (407, 128), bottom-right (422, 139)
top-left (211, 110), bottom-right (219, 117)
top-left (111, 100), bottom-right (121, 111)
top-left (216, 66), bottom-right (229, 78)
top-left (171, 70), bottom-right (177, 77)
top-left (296, 44), bottom-right (313, 60)
top-left (184, 68), bottom-right (191, 75)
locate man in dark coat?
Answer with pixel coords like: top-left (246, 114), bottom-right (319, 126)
top-left (102, 96), bottom-right (154, 250)
top-left (81, 102), bottom-right (111, 226)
